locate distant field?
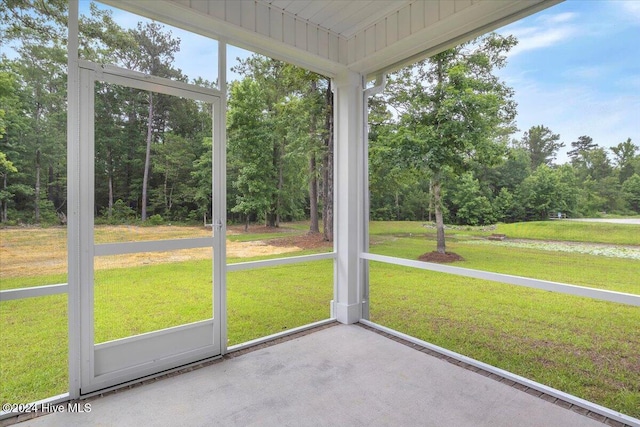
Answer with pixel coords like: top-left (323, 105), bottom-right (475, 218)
top-left (1, 221), bottom-right (638, 418)
top-left (495, 220), bottom-right (640, 245)
top-left (369, 219), bottom-right (640, 246)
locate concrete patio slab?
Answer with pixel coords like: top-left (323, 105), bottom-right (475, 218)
top-left (18, 324), bottom-right (605, 427)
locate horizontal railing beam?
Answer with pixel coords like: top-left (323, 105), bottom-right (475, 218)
top-left (0, 283), bottom-right (68, 301)
top-left (361, 252), bottom-right (640, 307)
top-left (226, 252), bottom-right (336, 272)
top-left (94, 237), bottom-right (213, 256)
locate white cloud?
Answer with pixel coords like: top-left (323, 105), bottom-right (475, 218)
top-left (617, 74), bottom-right (640, 91)
top-left (509, 26), bottom-right (578, 56)
top-left (541, 12), bottom-right (578, 24)
top-left (501, 10), bottom-right (579, 57)
top-left (564, 65), bottom-right (607, 81)
top-left (619, 1), bottom-right (640, 22)
top-left (497, 2), bottom-right (639, 163)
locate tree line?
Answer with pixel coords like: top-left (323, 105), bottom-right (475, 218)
top-left (1, 1), bottom-right (639, 244)
top-left (0, 1), bottom-right (334, 240)
top-left (370, 120), bottom-right (640, 225)
top-left (367, 40), bottom-right (640, 239)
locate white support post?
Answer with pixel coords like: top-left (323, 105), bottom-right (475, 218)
top-left (67, 0), bottom-right (81, 400)
top-left (333, 71), bottom-right (364, 324)
top-left (216, 40), bottom-right (228, 354)
top-left (360, 73), bottom-right (386, 320)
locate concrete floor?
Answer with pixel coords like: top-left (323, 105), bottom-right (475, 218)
top-left (19, 324), bottom-right (605, 427)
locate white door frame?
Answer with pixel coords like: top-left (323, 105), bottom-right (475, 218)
top-left (76, 60), bottom-right (225, 394)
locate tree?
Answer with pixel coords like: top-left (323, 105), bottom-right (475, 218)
top-left (321, 80), bottom-right (334, 241)
top-left (127, 22), bottom-right (182, 221)
top-left (389, 33), bottom-right (516, 253)
top-left (583, 147), bottom-right (612, 181)
top-left (0, 69), bottom-right (26, 222)
top-left (517, 164), bottom-right (577, 220)
top-left (518, 125), bottom-right (564, 169)
top-left (449, 172), bottom-right (495, 225)
top-left (227, 79), bottom-right (275, 230)
top-left (493, 187), bottom-right (521, 223)
top-left (622, 174), bottom-right (640, 213)
top-left (568, 135), bottom-right (596, 165)
top-left (2, 25), bottom-right (67, 223)
top-left (230, 55), bottom-right (332, 231)
top-left (0, 151), bottom-right (18, 222)
top-left (493, 146), bottom-right (531, 192)
top-left (611, 138), bottom-right (638, 183)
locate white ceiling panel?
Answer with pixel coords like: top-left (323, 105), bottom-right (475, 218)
top-left (110, 0), bottom-right (559, 77)
top-left (261, 0), bottom-right (412, 37)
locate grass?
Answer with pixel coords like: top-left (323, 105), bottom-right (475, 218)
top-left (0, 257), bottom-right (333, 405)
top-left (369, 236), bottom-right (640, 295)
top-left (0, 295), bottom-right (68, 404)
top-left (495, 221), bottom-right (640, 245)
top-left (369, 219), bottom-right (640, 246)
top-left (368, 262), bottom-right (640, 417)
top-left (1, 220), bottom-right (639, 418)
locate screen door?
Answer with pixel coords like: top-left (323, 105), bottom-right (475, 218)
top-left (77, 61), bottom-right (224, 394)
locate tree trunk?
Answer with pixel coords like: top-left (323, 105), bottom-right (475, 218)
top-left (107, 148), bottom-right (114, 218)
top-left (432, 58), bottom-right (446, 254)
top-left (309, 153), bottom-right (319, 233)
top-left (141, 91), bottom-right (153, 221)
top-left (432, 180), bottom-right (446, 254)
top-left (276, 139), bottom-right (284, 228)
top-left (48, 164), bottom-right (55, 202)
top-left (163, 171), bottom-right (169, 213)
top-left (308, 80), bottom-right (320, 234)
top-left (266, 138), bottom-right (279, 228)
top-left (428, 179), bottom-right (433, 222)
top-left (322, 80), bottom-right (334, 242)
top-left (2, 173), bottom-right (7, 222)
top-left (35, 149), bottom-right (41, 223)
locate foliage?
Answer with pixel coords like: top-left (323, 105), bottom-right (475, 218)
top-left (387, 33), bottom-right (517, 252)
top-left (567, 135), bottom-right (596, 165)
top-left (517, 125), bottom-right (564, 169)
top-left (622, 174), bottom-right (640, 213)
top-left (228, 55), bottom-right (332, 230)
top-left (2, 3), bottom-right (335, 229)
top-left (2, 3), bottom-right (638, 228)
top-left (448, 172), bottom-right (496, 225)
top-left (516, 164), bottom-right (577, 220)
top-left (611, 138), bottom-right (638, 183)
top-left (227, 79), bottom-right (276, 226)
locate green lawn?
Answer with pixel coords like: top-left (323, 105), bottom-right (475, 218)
top-left (495, 221), bottom-right (640, 245)
top-left (369, 219), bottom-right (640, 246)
top-left (1, 220), bottom-right (639, 418)
top-left (0, 258), bottom-right (333, 405)
top-left (369, 261), bottom-right (640, 417)
top-left (369, 235), bottom-right (640, 295)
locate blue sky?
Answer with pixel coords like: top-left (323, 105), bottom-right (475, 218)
top-left (69, 1), bottom-right (640, 164)
top-left (495, 0), bottom-right (640, 163)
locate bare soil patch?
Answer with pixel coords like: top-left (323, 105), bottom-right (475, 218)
top-left (418, 251), bottom-right (465, 263)
top-left (0, 225), bottom-right (310, 280)
top-left (268, 232), bottom-right (333, 251)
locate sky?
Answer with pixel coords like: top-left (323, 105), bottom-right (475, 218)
top-left (494, 0), bottom-right (640, 163)
top-left (30, 1), bottom-right (640, 165)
